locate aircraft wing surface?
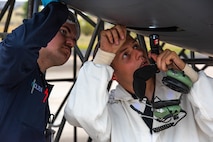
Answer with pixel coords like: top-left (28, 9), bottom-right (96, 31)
top-left (62, 0), bottom-right (213, 56)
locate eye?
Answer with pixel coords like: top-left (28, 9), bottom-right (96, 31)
top-left (122, 52), bottom-right (129, 59)
top-left (133, 45), bottom-right (139, 49)
top-left (60, 28), bottom-right (68, 37)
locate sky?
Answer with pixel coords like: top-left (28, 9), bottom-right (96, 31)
top-left (0, 0), bottom-right (27, 1)
top-left (0, 0), bottom-right (27, 9)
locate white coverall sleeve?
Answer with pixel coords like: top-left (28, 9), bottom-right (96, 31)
top-left (64, 49), bottom-right (115, 142)
top-left (188, 71), bottom-right (213, 136)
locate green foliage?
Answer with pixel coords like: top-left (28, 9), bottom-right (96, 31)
top-left (22, 1), bottom-right (28, 19)
top-left (79, 19), bottom-right (94, 36)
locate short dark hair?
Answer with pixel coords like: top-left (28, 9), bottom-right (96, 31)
top-left (67, 10), bottom-right (80, 40)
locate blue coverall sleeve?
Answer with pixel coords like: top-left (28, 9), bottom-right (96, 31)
top-left (0, 2), bottom-right (69, 86)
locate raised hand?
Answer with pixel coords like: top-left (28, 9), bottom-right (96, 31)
top-left (99, 25), bottom-right (126, 54)
top-left (154, 49), bottom-right (186, 72)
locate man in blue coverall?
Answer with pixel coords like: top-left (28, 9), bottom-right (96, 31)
top-left (0, 0), bottom-right (80, 141)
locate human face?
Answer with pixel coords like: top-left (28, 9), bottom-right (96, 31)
top-left (111, 35), bottom-right (149, 93)
top-left (45, 22), bottom-right (78, 66)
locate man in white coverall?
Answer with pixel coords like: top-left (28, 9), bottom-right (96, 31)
top-left (64, 25), bottom-right (213, 142)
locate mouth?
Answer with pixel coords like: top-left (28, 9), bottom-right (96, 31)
top-left (62, 46), bottom-right (71, 57)
top-left (139, 60), bottom-right (149, 68)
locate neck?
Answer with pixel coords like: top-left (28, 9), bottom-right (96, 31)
top-left (37, 49), bottom-right (52, 73)
top-left (37, 55), bottom-right (52, 73)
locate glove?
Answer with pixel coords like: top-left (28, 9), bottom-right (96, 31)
top-left (41, 0), bottom-right (59, 7)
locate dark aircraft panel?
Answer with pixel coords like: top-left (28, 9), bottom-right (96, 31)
top-left (62, 0), bottom-right (213, 56)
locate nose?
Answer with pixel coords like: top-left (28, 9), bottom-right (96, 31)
top-left (66, 37), bottom-right (76, 48)
top-left (134, 49), bottom-right (144, 61)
